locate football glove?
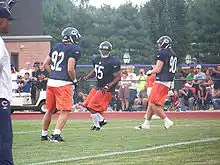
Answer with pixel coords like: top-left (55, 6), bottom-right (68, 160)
top-left (101, 84), bottom-right (109, 94)
top-left (72, 79), bottom-right (78, 88)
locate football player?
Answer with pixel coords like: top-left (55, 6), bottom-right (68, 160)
top-left (41, 27), bottom-right (81, 142)
top-left (135, 36), bottom-right (177, 130)
top-left (0, 0), bottom-right (17, 164)
top-left (82, 41), bottom-right (121, 131)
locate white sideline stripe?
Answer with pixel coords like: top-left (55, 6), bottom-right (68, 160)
top-left (28, 137), bottom-right (219, 165)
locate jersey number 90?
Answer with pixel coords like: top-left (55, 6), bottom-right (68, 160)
top-left (169, 56), bottom-right (177, 74)
top-left (51, 51), bottom-right (64, 71)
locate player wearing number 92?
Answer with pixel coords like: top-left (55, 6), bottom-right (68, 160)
top-left (82, 41), bottom-right (121, 131)
top-left (135, 36), bottom-right (177, 130)
top-left (41, 27), bottom-right (81, 142)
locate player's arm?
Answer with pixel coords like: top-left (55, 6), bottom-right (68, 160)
top-left (212, 67), bottom-right (220, 74)
top-left (148, 60), bottom-right (164, 75)
top-left (108, 71), bottom-right (121, 88)
top-left (84, 69), bottom-right (96, 79)
top-left (43, 56), bottom-right (51, 73)
top-left (68, 57), bottom-right (77, 82)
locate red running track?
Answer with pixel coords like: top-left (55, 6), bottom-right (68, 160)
top-left (11, 111), bottom-right (220, 120)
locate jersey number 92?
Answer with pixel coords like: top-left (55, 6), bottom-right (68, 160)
top-left (51, 51), bottom-right (65, 71)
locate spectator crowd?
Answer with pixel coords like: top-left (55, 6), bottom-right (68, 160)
top-left (11, 61), bottom-right (49, 104)
top-left (11, 62), bottom-right (220, 111)
top-left (112, 64), bottom-right (220, 112)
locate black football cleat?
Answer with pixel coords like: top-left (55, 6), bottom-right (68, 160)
top-left (99, 119), bottom-right (107, 127)
top-left (41, 135), bottom-right (48, 141)
top-left (50, 134), bottom-right (64, 142)
top-left (91, 125), bottom-right (96, 130)
top-left (90, 125), bottom-right (100, 131)
top-left (94, 127), bottom-right (101, 131)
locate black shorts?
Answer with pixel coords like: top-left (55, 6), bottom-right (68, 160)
top-left (0, 98), bottom-right (14, 165)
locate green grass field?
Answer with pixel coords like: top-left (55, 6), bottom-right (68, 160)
top-left (13, 119), bottom-right (220, 165)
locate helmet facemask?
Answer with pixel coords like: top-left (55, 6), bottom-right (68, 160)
top-left (100, 49), bottom-right (110, 58)
top-left (99, 41), bottom-right (112, 58)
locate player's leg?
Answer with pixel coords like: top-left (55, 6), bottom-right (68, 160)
top-left (81, 88), bottom-right (101, 130)
top-left (88, 108), bottom-right (101, 131)
top-left (86, 108), bottom-right (107, 130)
top-left (41, 86), bottom-right (56, 141)
top-left (135, 85), bottom-right (155, 130)
top-left (87, 90), bottom-right (112, 131)
top-left (51, 85), bottom-right (72, 142)
top-left (0, 98), bottom-right (14, 164)
top-left (135, 103), bottom-right (153, 129)
top-left (149, 83), bottom-right (173, 129)
top-left (151, 104), bottom-right (173, 129)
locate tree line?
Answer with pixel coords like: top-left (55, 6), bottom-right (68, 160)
top-left (43, 0), bottom-right (220, 65)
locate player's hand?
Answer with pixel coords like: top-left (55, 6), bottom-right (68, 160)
top-left (101, 84), bottom-right (109, 94)
top-left (146, 70), bottom-right (153, 76)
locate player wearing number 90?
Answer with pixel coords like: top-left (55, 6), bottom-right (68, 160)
top-left (41, 27), bottom-right (81, 142)
top-left (135, 36), bottom-right (177, 130)
top-left (82, 41), bottom-right (121, 131)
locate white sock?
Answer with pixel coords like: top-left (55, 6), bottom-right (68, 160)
top-left (97, 113), bottom-right (104, 122)
top-left (53, 129), bottom-right (61, 135)
top-left (42, 130), bottom-right (48, 136)
top-left (91, 113), bottom-right (100, 128)
top-left (143, 119), bottom-right (150, 127)
top-left (164, 117), bottom-right (171, 123)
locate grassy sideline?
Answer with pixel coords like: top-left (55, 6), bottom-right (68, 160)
top-left (12, 119), bottom-right (220, 165)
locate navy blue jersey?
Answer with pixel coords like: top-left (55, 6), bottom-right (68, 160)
top-left (92, 55), bottom-right (121, 91)
top-left (49, 43), bottom-right (81, 82)
top-left (156, 49), bottom-right (177, 81)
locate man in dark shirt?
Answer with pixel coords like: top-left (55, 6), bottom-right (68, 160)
top-left (82, 41), bottom-right (121, 131)
top-left (179, 83), bottom-right (195, 111)
top-left (35, 62), bottom-right (49, 90)
top-left (135, 36), bottom-right (177, 130)
top-left (41, 27), bottom-right (81, 142)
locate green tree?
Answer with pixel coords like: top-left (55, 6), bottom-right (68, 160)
top-left (140, 0), bottom-right (188, 62)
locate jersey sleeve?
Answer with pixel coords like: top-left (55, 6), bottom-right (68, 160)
top-left (156, 50), bottom-right (166, 62)
top-left (112, 58), bottom-right (121, 73)
top-left (69, 47), bottom-right (81, 62)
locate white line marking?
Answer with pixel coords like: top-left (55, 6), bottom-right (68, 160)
top-left (14, 130), bottom-right (40, 134)
top-left (28, 137), bottom-right (219, 165)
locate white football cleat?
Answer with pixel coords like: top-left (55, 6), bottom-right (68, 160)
top-left (164, 120), bottom-right (174, 129)
top-left (134, 124), bottom-right (150, 130)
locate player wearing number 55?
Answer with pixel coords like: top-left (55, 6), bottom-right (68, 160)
top-left (135, 36), bottom-right (177, 130)
top-left (81, 41), bottom-right (121, 131)
top-left (41, 27), bottom-right (81, 142)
